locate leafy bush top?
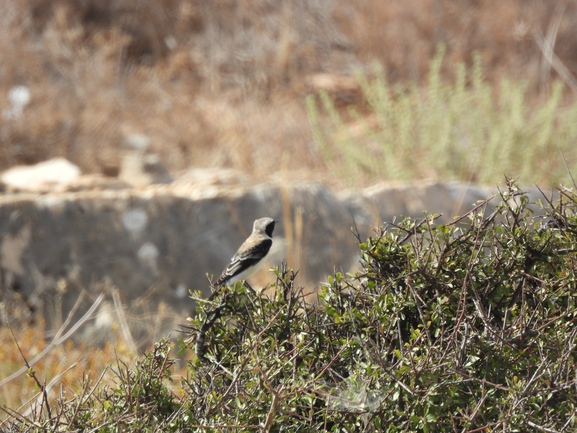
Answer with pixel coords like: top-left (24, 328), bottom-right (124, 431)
top-left (5, 181), bottom-right (577, 432)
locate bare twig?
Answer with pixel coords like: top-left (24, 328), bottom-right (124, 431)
top-left (533, 26), bottom-right (577, 94)
top-left (539, 2), bottom-right (566, 93)
top-left (20, 363), bottom-right (78, 418)
top-left (527, 420), bottom-right (560, 433)
top-left (8, 323), bottom-right (52, 422)
top-left (557, 143), bottom-right (577, 191)
top-left (194, 294), bottom-right (230, 364)
top-left (112, 287), bottom-right (138, 354)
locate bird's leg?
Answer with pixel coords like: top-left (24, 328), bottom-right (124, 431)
top-left (244, 280), bottom-right (256, 295)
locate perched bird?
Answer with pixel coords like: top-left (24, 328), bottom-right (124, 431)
top-left (210, 217), bottom-right (276, 299)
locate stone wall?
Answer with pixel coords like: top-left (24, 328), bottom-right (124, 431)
top-left (0, 163), bottom-right (553, 346)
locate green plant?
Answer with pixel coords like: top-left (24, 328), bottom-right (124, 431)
top-left (181, 180), bottom-right (577, 431)
top-left (4, 181), bottom-right (577, 431)
top-left (307, 46), bottom-right (577, 187)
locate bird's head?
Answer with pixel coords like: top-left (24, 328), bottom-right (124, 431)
top-left (253, 217), bottom-right (276, 238)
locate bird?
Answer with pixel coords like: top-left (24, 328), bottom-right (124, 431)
top-left (209, 217), bottom-right (276, 299)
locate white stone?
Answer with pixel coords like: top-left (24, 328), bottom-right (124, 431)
top-left (1, 158), bottom-right (81, 191)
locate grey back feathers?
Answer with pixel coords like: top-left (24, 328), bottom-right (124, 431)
top-left (214, 217), bottom-right (276, 289)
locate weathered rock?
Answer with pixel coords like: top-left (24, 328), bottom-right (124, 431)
top-left (1, 158), bottom-right (81, 193)
top-left (119, 134), bottom-right (173, 187)
top-left (362, 181), bottom-right (495, 224)
top-left (172, 168), bottom-right (251, 188)
top-left (0, 181), bottom-right (365, 345)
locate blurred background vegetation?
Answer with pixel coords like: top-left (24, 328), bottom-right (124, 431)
top-left (2, 0), bottom-right (577, 419)
top-left (1, 0), bottom-right (576, 188)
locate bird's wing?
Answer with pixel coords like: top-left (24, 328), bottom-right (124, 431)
top-left (216, 238), bottom-right (272, 286)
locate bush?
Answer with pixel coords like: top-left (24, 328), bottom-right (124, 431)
top-left (306, 46), bottom-right (577, 186)
top-left (183, 180), bottom-right (577, 431)
top-left (4, 181), bottom-right (577, 431)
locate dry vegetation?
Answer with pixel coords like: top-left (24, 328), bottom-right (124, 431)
top-left (0, 321), bottom-right (128, 412)
top-left (2, 0), bottom-right (577, 424)
top-left (1, 0), bottom-right (576, 186)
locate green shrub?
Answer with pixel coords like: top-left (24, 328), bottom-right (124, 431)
top-left (5, 181), bottom-right (577, 431)
top-left (182, 181), bottom-right (577, 432)
top-left (306, 46), bottom-right (577, 186)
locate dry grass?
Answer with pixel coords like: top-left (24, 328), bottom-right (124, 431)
top-left (0, 318), bottom-right (193, 418)
top-left (1, 0), bottom-right (576, 187)
top-left (0, 320), bottom-right (121, 414)
top-left (336, 0), bottom-right (577, 87)
top-left (0, 293), bottom-right (191, 416)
